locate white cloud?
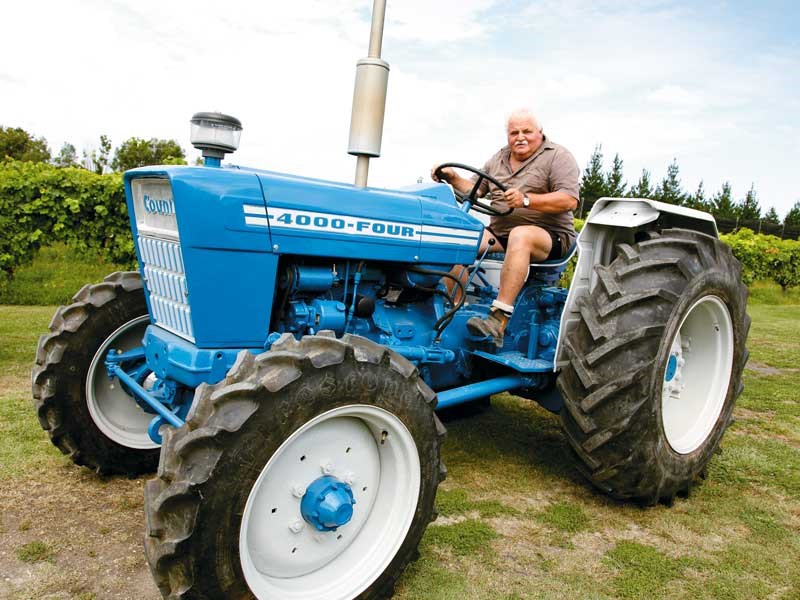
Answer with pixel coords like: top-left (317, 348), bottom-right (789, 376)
top-left (644, 85), bottom-right (705, 109)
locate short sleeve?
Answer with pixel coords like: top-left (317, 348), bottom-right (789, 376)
top-left (549, 148), bottom-right (581, 200)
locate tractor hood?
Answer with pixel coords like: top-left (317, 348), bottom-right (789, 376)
top-left (122, 164), bottom-right (483, 348)
top-left (252, 169), bottom-right (482, 265)
top-left (125, 165), bottom-right (482, 267)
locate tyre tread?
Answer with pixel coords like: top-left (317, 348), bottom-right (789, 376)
top-left (145, 333), bottom-right (444, 599)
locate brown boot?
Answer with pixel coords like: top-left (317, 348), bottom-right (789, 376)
top-left (466, 308), bottom-right (509, 348)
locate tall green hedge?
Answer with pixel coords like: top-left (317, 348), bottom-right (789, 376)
top-left (721, 228), bottom-right (800, 290)
top-left (0, 159), bottom-right (135, 277)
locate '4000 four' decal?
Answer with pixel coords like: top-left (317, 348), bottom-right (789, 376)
top-left (242, 205), bottom-right (479, 248)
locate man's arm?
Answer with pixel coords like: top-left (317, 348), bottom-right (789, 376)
top-left (431, 165), bottom-right (490, 196)
top-left (503, 188), bottom-right (578, 213)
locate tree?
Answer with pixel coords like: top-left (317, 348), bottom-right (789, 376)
top-left (111, 137), bottom-right (186, 172)
top-left (579, 144), bottom-right (606, 216)
top-left (712, 182), bottom-right (737, 220)
top-left (737, 184), bottom-right (761, 221)
top-left (655, 158), bottom-right (685, 205)
top-left (628, 169), bottom-right (653, 199)
top-left (763, 206), bottom-right (781, 224)
top-left (83, 134), bottom-right (112, 174)
top-left (53, 142), bottom-right (79, 168)
top-left (784, 201), bottom-right (800, 230)
top-left (605, 153), bottom-right (627, 198)
top-left (685, 180), bottom-right (710, 211)
top-left (0, 126), bottom-right (50, 162)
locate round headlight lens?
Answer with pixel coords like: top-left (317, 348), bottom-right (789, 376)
top-left (190, 112), bottom-right (242, 155)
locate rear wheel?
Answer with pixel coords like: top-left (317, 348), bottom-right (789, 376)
top-left (31, 272), bottom-right (159, 475)
top-left (558, 229), bottom-right (749, 504)
top-left (144, 333), bottom-right (445, 599)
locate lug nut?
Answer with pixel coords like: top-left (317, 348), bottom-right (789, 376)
top-left (321, 461), bottom-right (334, 475)
top-left (289, 519), bottom-right (305, 533)
top-left (344, 472), bottom-right (356, 485)
top-left (292, 485), bottom-right (306, 498)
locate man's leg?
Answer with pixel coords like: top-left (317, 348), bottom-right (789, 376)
top-left (467, 225), bottom-right (552, 347)
top-left (496, 225), bottom-right (551, 305)
top-left (446, 229), bottom-right (505, 304)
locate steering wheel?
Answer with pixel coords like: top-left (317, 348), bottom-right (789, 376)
top-left (434, 162), bottom-right (513, 216)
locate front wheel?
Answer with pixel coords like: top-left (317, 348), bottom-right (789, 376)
top-left (31, 271), bottom-right (159, 475)
top-left (144, 333), bottom-right (445, 599)
top-left (558, 229), bottom-right (749, 504)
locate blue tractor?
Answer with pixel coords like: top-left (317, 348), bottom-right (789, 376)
top-left (31, 4), bottom-right (749, 598)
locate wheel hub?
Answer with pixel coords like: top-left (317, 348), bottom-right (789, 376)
top-left (662, 335), bottom-right (688, 398)
top-left (301, 476), bottom-right (356, 531)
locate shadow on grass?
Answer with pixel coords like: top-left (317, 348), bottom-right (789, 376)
top-left (436, 391), bottom-right (595, 498)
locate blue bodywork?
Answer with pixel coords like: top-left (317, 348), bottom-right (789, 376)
top-left (120, 164), bottom-right (569, 441)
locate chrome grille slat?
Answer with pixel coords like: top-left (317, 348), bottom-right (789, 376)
top-left (137, 235), bottom-right (194, 342)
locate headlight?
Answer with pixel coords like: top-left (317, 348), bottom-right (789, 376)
top-left (190, 112), bottom-right (242, 158)
top-left (131, 178), bottom-right (178, 240)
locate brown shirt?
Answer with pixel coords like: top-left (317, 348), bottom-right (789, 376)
top-left (475, 137), bottom-right (580, 247)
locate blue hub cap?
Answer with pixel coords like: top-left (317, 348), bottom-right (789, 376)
top-left (300, 475), bottom-right (356, 532)
top-left (665, 354), bottom-right (678, 382)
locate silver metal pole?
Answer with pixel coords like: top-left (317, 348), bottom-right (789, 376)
top-left (350, 0), bottom-right (389, 188)
top-left (355, 156), bottom-right (370, 187)
top-left (367, 0), bottom-right (387, 58)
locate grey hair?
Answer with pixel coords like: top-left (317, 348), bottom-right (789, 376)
top-left (506, 108), bottom-right (542, 133)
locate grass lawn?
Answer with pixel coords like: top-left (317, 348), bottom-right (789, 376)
top-left (0, 246), bottom-right (798, 599)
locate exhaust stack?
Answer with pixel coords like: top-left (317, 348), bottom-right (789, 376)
top-left (348, 0), bottom-right (389, 188)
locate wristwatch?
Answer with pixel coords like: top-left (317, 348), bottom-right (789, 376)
top-left (522, 195), bottom-right (530, 208)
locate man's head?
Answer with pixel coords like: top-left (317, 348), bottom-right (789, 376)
top-left (506, 108), bottom-right (543, 162)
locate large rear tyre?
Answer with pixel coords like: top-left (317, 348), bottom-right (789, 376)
top-left (144, 333), bottom-right (446, 599)
top-left (557, 229), bottom-right (749, 504)
top-left (31, 271), bottom-right (159, 475)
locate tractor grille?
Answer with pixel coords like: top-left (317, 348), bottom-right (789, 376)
top-left (138, 236), bottom-right (194, 342)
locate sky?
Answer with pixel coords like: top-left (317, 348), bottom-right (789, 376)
top-left (2, 0), bottom-right (798, 216)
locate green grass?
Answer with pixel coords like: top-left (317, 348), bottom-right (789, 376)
top-left (534, 501), bottom-right (592, 533)
top-left (748, 280), bottom-right (800, 305)
top-left (435, 488), bottom-right (520, 518)
top-left (0, 243), bottom-right (128, 305)
top-left (604, 541), bottom-right (689, 600)
top-left (422, 519), bottom-right (499, 557)
top-left (16, 540), bottom-right (54, 563)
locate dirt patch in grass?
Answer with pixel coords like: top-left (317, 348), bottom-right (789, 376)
top-left (0, 465), bottom-right (158, 600)
top-left (745, 361), bottom-right (786, 376)
top-left (0, 375), bottom-right (27, 398)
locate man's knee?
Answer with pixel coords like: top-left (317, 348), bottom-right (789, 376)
top-left (507, 226), bottom-right (551, 259)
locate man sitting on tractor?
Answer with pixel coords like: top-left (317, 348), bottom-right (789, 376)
top-left (432, 108), bottom-right (580, 347)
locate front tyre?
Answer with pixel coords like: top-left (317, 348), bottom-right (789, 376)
top-left (31, 272), bottom-right (159, 475)
top-left (144, 333), bottom-right (446, 599)
top-left (558, 229), bottom-right (749, 504)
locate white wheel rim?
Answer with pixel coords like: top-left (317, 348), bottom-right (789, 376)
top-left (661, 295), bottom-right (734, 454)
top-left (86, 315), bottom-right (158, 450)
top-left (240, 405), bottom-right (421, 600)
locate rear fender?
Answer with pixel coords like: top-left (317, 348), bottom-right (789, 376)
top-left (554, 197), bottom-right (718, 368)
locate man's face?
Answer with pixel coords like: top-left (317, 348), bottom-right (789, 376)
top-left (507, 116), bottom-right (543, 161)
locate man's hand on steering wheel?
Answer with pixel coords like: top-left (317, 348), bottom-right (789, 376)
top-left (502, 188), bottom-right (528, 209)
top-left (432, 162), bottom-right (513, 216)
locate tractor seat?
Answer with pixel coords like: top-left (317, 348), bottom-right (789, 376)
top-left (484, 240), bottom-right (578, 269)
